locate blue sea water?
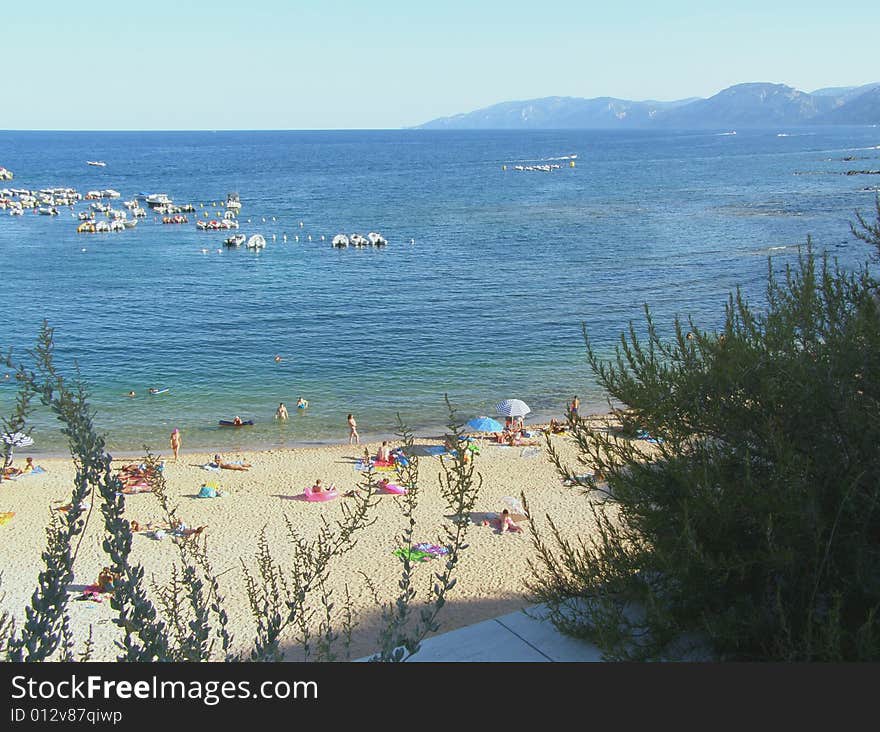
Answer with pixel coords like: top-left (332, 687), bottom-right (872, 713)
top-left (1, 128), bottom-right (878, 454)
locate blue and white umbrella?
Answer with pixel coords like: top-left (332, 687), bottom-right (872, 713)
top-left (2, 432), bottom-right (33, 448)
top-left (466, 416), bottom-right (504, 433)
top-left (2, 431), bottom-right (33, 467)
top-left (495, 399), bottom-right (531, 418)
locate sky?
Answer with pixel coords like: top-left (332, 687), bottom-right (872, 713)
top-left (3, 0), bottom-right (878, 130)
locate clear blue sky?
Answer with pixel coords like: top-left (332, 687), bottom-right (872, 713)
top-left (4, 0), bottom-right (878, 129)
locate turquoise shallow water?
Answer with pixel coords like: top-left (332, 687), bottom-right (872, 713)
top-left (1, 128), bottom-right (878, 454)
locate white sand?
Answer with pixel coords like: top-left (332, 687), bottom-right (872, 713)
top-left (0, 424), bottom-right (607, 660)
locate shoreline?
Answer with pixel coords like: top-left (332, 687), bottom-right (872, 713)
top-left (14, 406), bottom-right (613, 460)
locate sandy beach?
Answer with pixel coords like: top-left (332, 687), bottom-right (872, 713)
top-left (0, 423), bottom-right (606, 661)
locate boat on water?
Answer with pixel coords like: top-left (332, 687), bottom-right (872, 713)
top-left (37, 206), bottom-right (59, 216)
top-left (145, 193), bottom-right (173, 208)
top-left (225, 192), bottom-right (241, 211)
top-left (86, 161), bottom-right (107, 167)
top-left (122, 219), bottom-right (138, 229)
top-left (162, 215), bottom-right (188, 224)
top-left (246, 234), bottom-right (266, 250)
top-left (367, 232), bottom-right (387, 247)
top-left (225, 233), bottom-right (246, 247)
top-left (350, 233), bottom-right (369, 247)
top-left (332, 234), bottom-right (349, 248)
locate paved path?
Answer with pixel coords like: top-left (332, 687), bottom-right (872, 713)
top-left (360, 604), bottom-right (603, 662)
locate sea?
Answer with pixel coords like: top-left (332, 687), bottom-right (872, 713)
top-left (1, 128), bottom-right (878, 455)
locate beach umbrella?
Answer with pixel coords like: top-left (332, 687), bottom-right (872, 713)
top-left (495, 399), bottom-right (531, 418)
top-left (2, 432), bottom-right (33, 448)
top-left (501, 496), bottom-right (528, 522)
top-left (466, 416), bottom-right (503, 433)
top-left (2, 431), bottom-right (33, 467)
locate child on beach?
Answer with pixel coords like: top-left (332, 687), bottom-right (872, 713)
top-left (499, 509), bottom-right (522, 533)
top-left (170, 428), bottom-right (181, 460)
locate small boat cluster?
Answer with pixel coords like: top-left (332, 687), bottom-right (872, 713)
top-left (331, 232), bottom-right (387, 248)
top-left (77, 219), bottom-right (136, 233)
top-left (197, 218), bottom-right (238, 231)
top-left (2, 186), bottom-right (82, 215)
top-left (3, 176), bottom-right (400, 252)
top-left (85, 189), bottom-right (121, 199)
top-left (511, 164), bottom-right (563, 172)
top-left (0, 167), bottom-right (14, 181)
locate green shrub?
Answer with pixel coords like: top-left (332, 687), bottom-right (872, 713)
top-left (528, 208), bottom-right (880, 661)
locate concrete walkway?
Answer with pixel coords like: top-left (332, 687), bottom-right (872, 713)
top-left (397, 604), bottom-right (603, 662)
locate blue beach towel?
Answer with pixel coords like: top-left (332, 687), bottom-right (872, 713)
top-left (9, 465), bottom-right (47, 479)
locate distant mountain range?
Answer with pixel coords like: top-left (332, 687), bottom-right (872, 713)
top-left (417, 82), bottom-right (880, 130)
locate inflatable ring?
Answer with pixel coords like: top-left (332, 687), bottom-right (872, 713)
top-left (303, 485), bottom-right (338, 502)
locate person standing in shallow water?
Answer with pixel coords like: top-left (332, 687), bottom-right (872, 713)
top-left (348, 414), bottom-right (359, 445)
top-left (170, 428), bottom-right (181, 461)
top-left (275, 402), bottom-right (289, 420)
top-left (569, 395), bottom-right (579, 419)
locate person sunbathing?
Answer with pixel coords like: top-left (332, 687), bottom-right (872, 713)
top-left (549, 418), bottom-right (567, 434)
top-left (213, 454), bottom-right (251, 471)
top-left (2, 465), bottom-right (23, 479)
top-left (376, 441), bottom-right (392, 462)
top-left (22, 457), bottom-right (35, 474)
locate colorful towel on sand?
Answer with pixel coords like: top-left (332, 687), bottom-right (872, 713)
top-left (9, 465), bottom-right (47, 479)
top-left (201, 463), bottom-right (221, 472)
top-left (413, 542), bottom-right (449, 556)
top-left (0, 512), bottom-right (14, 526)
top-left (636, 430), bottom-right (664, 444)
top-left (394, 544), bottom-right (449, 562)
top-left (422, 446), bottom-right (451, 457)
top-left (354, 460), bottom-right (396, 472)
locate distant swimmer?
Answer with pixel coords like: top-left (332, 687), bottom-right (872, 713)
top-left (296, 397), bottom-right (308, 410)
top-left (127, 390), bottom-right (136, 397)
top-left (274, 354), bottom-right (282, 363)
top-left (149, 388), bottom-right (159, 395)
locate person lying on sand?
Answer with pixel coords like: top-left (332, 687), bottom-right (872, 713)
top-left (169, 518), bottom-right (206, 537)
top-left (213, 454), bottom-right (251, 471)
top-left (2, 464), bottom-right (23, 479)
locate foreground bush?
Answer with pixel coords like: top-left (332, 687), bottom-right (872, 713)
top-left (528, 211), bottom-right (880, 660)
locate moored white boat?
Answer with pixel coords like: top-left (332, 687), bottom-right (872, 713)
top-left (145, 193), bottom-right (173, 208)
top-left (367, 231), bottom-right (387, 247)
top-left (246, 234), bottom-right (266, 249)
top-left (332, 234), bottom-right (349, 248)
